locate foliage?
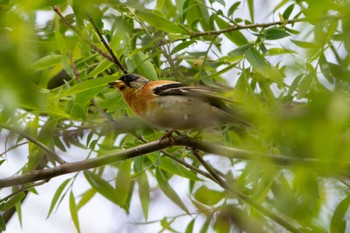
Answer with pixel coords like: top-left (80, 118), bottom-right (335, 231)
top-left (0, 0), bottom-right (350, 232)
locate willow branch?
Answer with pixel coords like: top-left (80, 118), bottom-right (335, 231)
top-left (191, 149), bottom-right (302, 233)
top-left (52, 7), bottom-right (114, 63)
top-left (86, 14), bottom-right (128, 74)
top-left (1, 135), bottom-right (348, 188)
top-left (189, 18), bottom-right (306, 38)
top-left (0, 124), bottom-right (66, 165)
top-left (188, 15), bottom-right (347, 39)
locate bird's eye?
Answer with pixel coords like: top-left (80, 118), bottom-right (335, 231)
top-left (119, 85), bottom-right (126, 91)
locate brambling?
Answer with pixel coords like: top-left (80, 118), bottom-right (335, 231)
top-left (109, 74), bottom-right (248, 130)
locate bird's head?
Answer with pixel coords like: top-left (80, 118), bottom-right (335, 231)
top-left (109, 74), bottom-right (149, 91)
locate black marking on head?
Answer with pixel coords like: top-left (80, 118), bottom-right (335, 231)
top-left (153, 83), bottom-right (188, 96)
top-left (119, 74), bottom-right (140, 87)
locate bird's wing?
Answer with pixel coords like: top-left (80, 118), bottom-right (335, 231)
top-left (153, 83), bottom-right (234, 114)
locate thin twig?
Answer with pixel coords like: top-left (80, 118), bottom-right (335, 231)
top-left (52, 7), bottom-right (114, 63)
top-left (130, 132), bottom-right (212, 179)
top-left (0, 124), bottom-right (66, 165)
top-left (0, 180), bottom-right (47, 203)
top-left (86, 14), bottom-right (128, 74)
top-left (187, 15), bottom-right (348, 40)
top-left (127, 8), bottom-right (179, 79)
top-left (68, 53), bottom-right (111, 120)
top-left (190, 149), bottom-right (303, 233)
top-left (189, 18), bottom-right (306, 39)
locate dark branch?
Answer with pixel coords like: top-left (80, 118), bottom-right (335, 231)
top-left (1, 135), bottom-right (348, 188)
top-left (86, 14), bottom-right (128, 74)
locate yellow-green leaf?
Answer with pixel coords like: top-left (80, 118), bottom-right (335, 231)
top-left (69, 191), bottom-right (81, 233)
top-left (136, 10), bottom-right (186, 34)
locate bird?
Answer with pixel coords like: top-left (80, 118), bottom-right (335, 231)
top-left (108, 74), bottom-right (249, 130)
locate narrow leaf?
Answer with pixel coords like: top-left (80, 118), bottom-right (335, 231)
top-left (87, 59), bottom-right (113, 78)
top-left (228, 2), bottom-right (241, 17)
top-left (47, 179), bottom-right (71, 218)
top-left (291, 40), bottom-right (317, 49)
top-left (0, 192), bottom-right (25, 211)
top-left (138, 172), bottom-right (150, 220)
top-left (136, 10), bottom-right (186, 33)
top-left (171, 41), bottom-right (196, 55)
top-left (69, 192), bottom-right (81, 233)
top-left (156, 168), bottom-right (190, 214)
top-left (265, 28), bottom-right (290, 40)
top-left (194, 186), bottom-right (224, 206)
top-left (0, 215), bottom-right (6, 231)
top-left (185, 219), bottom-right (195, 233)
top-left (84, 171), bottom-right (119, 205)
top-left (283, 4), bottom-right (295, 20)
top-left (115, 160), bottom-right (132, 207)
top-left (31, 54), bottom-right (62, 70)
top-left (330, 195), bottom-right (350, 233)
top-left (62, 75), bottom-right (118, 96)
top-left (77, 189), bottom-right (96, 210)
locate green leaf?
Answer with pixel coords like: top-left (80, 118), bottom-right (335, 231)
top-left (148, 154), bottom-right (200, 181)
top-left (87, 59), bottom-right (114, 78)
top-left (185, 219), bottom-right (195, 233)
top-left (155, 168), bottom-right (190, 214)
top-left (31, 54), bottom-right (62, 70)
top-left (291, 40), bottom-right (317, 49)
top-left (138, 172), bottom-right (150, 220)
top-left (330, 195), bottom-right (350, 233)
top-left (136, 10), bottom-right (186, 33)
top-left (77, 189), bottom-right (96, 210)
top-left (247, 0), bottom-right (254, 21)
top-left (267, 48), bottom-right (295, 56)
top-left (283, 4), bottom-right (295, 20)
top-left (171, 40), bottom-right (196, 55)
top-left (228, 2), bottom-right (241, 17)
top-left (15, 201), bottom-right (22, 227)
top-left (265, 28), bottom-right (290, 40)
top-left (70, 103), bottom-right (87, 120)
top-left (0, 192), bottom-right (25, 211)
top-left (245, 47), bottom-right (268, 70)
top-left (61, 75), bottom-right (118, 96)
top-left (215, 15), bottom-right (248, 46)
top-left (47, 179), bottom-right (71, 218)
top-left (228, 43), bottom-right (253, 57)
top-left (84, 171), bottom-right (119, 205)
top-left (115, 160), bottom-right (132, 207)
top-left (69, 192), bottom-right (81, 233)
top-left (194, 186), bottom-right (224, 206)
top-left (0, 215), bottom-right (6, 231)
top-left (319, 54), bottom-right (334, 83)
top-left (133, 51), bottom-right (158, 80)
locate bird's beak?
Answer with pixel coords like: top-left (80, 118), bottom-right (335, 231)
top-left (108, 80), bottom-right (124, 89)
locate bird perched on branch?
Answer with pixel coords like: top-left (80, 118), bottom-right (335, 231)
top-left (109, 74), bottom-right (248, 130)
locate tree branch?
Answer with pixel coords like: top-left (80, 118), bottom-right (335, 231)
top-left (1, 135), bottom-right (348, 188)
top-left (189, 18), bottom-right (306, 39)
top-left (52, 7), bottom-right (114, 63)
top-left (86, 14), bottom-right (128, 74)
top-left (0, 124), bottom-right (66, 165)
top-left (187, 15), bottom-right (347, 39)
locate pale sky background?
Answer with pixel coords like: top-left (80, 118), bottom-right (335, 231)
top-left (0, 1), bottom-right (317, 232)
